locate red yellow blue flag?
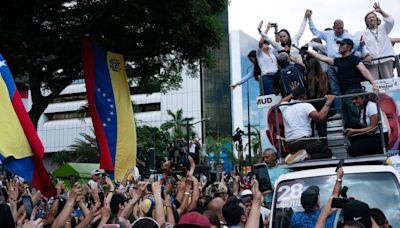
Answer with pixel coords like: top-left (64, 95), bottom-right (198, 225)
top-left (0, 54), bottom-right (56, 197)
top-left (81, 38), bottom-right (137, 180)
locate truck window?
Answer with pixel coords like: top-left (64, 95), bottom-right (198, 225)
top-left (272, 172), bottom-right (400, 228)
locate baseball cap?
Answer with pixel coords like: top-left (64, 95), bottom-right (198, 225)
top-left (90, 169), bottom-right (101, 176)
top-left (211, 182), bottom-right (228, 194)
top-left (300, 185), bottom-right (319, 211)
top-left (336, 38), bottom-right (354, 48)
top-left (343, 200), bottom-right (372, 228)
top-left (240, 189), bottom-right (253, 204)
top-left (174, 212), bottom-right (211, 228)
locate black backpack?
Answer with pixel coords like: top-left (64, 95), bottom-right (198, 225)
top-left (279, 64), bottom-right (305, 96)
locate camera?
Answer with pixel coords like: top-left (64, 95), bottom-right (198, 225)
top-left (232, 128), bottom-right (244, 142)
top-left (270, 23), bottom-right (277, 28)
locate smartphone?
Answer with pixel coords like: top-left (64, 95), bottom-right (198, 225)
top-left (253, 163), bottom-right (272, 192)
top-left (22, 195), bottom-right (34, 219)
top-left (336, 159), bottom-right (345, 172)
top-left (0, 204), bottom-right (15, 227)
top-left (331, 198), bottom-right (351, 208)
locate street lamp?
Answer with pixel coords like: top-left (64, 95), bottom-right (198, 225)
top-left (246, 65), bottom-right (253, 165)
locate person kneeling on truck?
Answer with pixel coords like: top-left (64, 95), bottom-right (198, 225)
top-left (280, 87), bottom-right (335, 164)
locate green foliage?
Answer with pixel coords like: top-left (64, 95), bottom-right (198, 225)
top-left (51, 131), bottom-right (99, 165)
top-left (161, 109), bottom-right (195, 139)
top-left (0, 0), bottom-right (228, 127)
top-left (205, 136), bottom-right (235, 164)
top-left (136, 125), bottom-right (169, 175)
top-left (244, 126), bottom-right (262, 165)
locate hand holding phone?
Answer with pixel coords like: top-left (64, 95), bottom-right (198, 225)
top-left (22, 195), bottom-right (34, 219)
top-left (331, 197), bottom-right (351, 208)
top-left (335, 159), bottom-right (344, 172)
top-left (252, 163), bottom-right (272, 192)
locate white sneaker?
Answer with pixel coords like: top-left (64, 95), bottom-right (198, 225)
top-left (285, 149), bottom-right (309, 164)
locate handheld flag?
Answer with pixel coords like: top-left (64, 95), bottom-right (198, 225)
top-left (81, 38), bottom-right (137, 180)
top-left (0, 55), bottom-right (56, 197)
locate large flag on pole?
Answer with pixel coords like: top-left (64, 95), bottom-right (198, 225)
top-left (81, 38), bottom-right (137, 180)
top-left (0, 54), bottom-right (56, 197)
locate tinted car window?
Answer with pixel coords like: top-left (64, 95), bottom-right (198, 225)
top-left (272, 172), bottom-right (400, 228)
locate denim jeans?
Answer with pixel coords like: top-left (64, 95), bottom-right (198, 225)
top-left (259, 74), bottom-right (275, 95)
top-left (326, 66), bottom-right (341, 108)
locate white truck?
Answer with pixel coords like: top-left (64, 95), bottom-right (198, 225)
top-left (269, 165), bottom-right (400, 227)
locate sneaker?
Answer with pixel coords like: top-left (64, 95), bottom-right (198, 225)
top-left (285, 149), bottom-right (309, 164)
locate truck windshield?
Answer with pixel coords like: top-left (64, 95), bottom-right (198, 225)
top-left (272, 172), bottom-right (400, 228)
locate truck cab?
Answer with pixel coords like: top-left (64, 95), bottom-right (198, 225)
top-left (269, 165), bottom-right (400, 227)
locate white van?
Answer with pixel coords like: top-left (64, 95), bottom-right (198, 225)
top-left (269, 165), bottom-right (400, 227)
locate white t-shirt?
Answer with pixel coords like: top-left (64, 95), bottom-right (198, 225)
top-left (256, 48), bottom-right (278, 75)
top-left (361, 101), bottom-right (389, 134)
top-left (280, 101), bottom-right (316, 141)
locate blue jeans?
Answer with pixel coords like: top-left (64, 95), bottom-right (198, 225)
top-left (326, 66), bottom-right (341, 108)
top-left (259, 74), bottom-right (275, 95)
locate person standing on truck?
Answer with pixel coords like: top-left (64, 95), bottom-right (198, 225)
top-left (279, 87), bottom-right (335, 164)
top-left (263, 148), bottom-right (291, 208)
top-left (307, 38), bottom-right (378, 128)
top-left (361, 2), bottom-right (395, 79)
top-left (291, 168), bottom-right (344, 228)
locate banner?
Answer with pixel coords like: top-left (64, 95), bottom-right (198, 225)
top-left (0, 55), bottom-right (56, 197)
top-left (81, 38), bottom-right (137, 180)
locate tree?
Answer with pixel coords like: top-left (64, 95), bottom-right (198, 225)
top-left (161, 109), bottom-right (195, 139)
top-left (0, 0), bottom-right (228, 127)
top-left (206, 136), bottom-right (236, 165)
top-left (136, 125), bottom-right (169, 175)
top-left (244, 126), bottom-right (262, 164)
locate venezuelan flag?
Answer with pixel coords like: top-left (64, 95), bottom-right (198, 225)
top-left (81, 38), bottom-right (137, 180)
top-left (0, 55), bottom-right (56, 197)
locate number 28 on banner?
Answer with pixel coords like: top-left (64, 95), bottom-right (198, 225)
top-left (276, 182), bottom-right (304, 208)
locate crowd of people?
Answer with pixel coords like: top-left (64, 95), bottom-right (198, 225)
top-left (0, 150), bottom-right (395, 228)
top-left (231, 2), bottom-right (399, 164)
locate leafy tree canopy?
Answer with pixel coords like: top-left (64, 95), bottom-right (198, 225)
top-left (0, 0), bottom-right (228, 127)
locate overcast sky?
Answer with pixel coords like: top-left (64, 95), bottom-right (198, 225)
top-left (228, 0), bottom-right (400, 53)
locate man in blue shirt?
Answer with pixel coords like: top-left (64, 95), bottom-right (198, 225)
top-left (306, 10), bottom-right (368, 109)
top-left (290, 168), bottom-right (344, 228)
top-left (263, 148), bottom-right (291, 208)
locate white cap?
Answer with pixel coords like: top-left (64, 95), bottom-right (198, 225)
top-left (240, 189), bottom-right (253, 198)
top-left (91, 169), bottom-right (101, 176)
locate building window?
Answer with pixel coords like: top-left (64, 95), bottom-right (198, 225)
top-left (135, 103), bottom-right (161, 113)
top-left (47, 111), bottom-right (90, 121)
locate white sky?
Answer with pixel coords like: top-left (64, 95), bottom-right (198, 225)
top-left (228, 0), bottom-right (400, 53)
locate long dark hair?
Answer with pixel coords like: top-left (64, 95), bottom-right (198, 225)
top-left (278, 29), bottom-right (292, 48)
top-left (306, 58), bottom-right (329, 98)
top-left (248, 50), bottom-right (261, 80)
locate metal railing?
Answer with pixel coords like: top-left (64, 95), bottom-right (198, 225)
top-left (274, 92), bottom-right (386, 163)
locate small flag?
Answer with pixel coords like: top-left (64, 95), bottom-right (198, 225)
top-left (81, 38), bottom-right (137, 180)
top-left (0, 55), bottom-right (56, 197)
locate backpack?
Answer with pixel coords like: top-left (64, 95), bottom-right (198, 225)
top-left (279, 64), bottom-right (305, 96)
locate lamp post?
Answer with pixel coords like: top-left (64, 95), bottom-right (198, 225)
top-left (246, 65), bottom-right (253, 165)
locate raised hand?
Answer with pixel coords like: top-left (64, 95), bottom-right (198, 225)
top-left (373, 2), bottom-right (382, 13)
top-left (305, 9), bottom-right (312, 19)
top-left (257, 20), bottom-right (263, 33)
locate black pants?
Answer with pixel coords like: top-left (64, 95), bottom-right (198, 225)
top-left (347, 132), bottom-right (388, 157)
top-left (287, 138), bottom-right (332, 159)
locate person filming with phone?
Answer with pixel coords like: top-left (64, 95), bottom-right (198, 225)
top-left (290, 166), bottom-right (344, 228)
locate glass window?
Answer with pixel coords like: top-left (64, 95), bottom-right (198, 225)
top-left (272, 172), bottom-right (400, 228)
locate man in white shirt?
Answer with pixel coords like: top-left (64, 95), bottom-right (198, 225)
top-left (88, 169), bottom-right (102, 191)
top-left (280, 87), bottom-right (335, 164)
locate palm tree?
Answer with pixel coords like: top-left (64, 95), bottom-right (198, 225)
top-left (161, 109), bottom-right (195, 139)
top-left (244, 126), bottom-right (262, 164)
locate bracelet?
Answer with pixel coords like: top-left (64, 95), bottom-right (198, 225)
top-left (336, 178), bottom-right (342, 182)
top-left (67, 202), bottom-right (75, 207)
top-left (184, 192), bottom-right (191, 196)
top-left (165, 204), bottom-right (172, 208)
